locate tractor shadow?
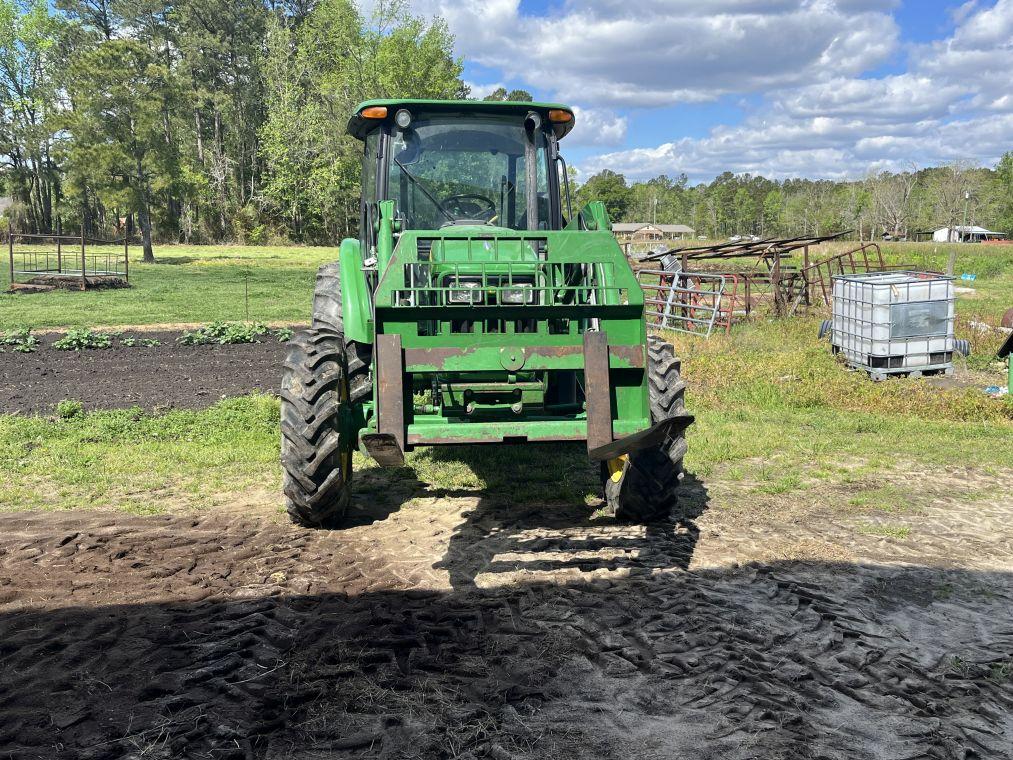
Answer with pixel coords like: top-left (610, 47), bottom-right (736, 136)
top-left (339, 441), bottom-right (711, 592)
top-left (437, 470), bottom-right (710, 592)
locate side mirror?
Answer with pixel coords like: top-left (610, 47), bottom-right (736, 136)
top-left (524, 111), bottom-right (542, 135)
top-left (394, 128), bottom-right (421, 165)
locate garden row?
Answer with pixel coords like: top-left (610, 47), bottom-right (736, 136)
top-left (0, 322), bottom-right (294, 353)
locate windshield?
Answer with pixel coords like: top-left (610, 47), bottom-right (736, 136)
top-left (387, 114), bottom-right (549, 231)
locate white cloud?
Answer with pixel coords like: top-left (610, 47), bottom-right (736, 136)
top-left (568, 107), bottom-right (627, 147)
top-left (773, 75), bottom-right (965, 122)
top-left (417, 0), bottom-right (900, 107)
top-left (914, 0), bottom-right (1013, 113)
top-left (398, 0), bottom-right (1012, 181)
top-left (574, 0), bottom-right (1013, 180)
top-left (462, 80), bottom-right (506, 100)
top-left (579, 107), bottom-right (1013, 181)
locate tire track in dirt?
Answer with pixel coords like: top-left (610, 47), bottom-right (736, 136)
top-left (1, 469), bottom-right (1012, 758)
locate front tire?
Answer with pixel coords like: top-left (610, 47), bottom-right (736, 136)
top-left (280, 328), bottom-right (353, 527)
top-left (605, 335), bottom-right (688, 523)
top-left (312, 261), bottom-right (372, 406)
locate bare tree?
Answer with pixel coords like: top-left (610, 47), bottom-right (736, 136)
top-left (929, 161), bottom-right (975, 241)
top-left (868, 169), bottom-right (917, 239)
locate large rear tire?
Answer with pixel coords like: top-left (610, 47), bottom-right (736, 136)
top-left (281, 328), bottom-right (353, 527)
top-left (311, 261), bottom-right (343, 333)
top-left (604, 335), bottom-right (688, 523)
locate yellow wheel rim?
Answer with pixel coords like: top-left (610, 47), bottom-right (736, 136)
top-left (607, 454), bottom-right (628, 483)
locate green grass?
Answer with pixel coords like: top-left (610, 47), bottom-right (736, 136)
top-left (2, 379), bottom-right (1009, 516)
top-left (857, 523), bottom-right (912, 539)
top-left (0, 394), bottom-right (603, 514)
top-left (0, 396), bottom-right (284, 514)
top-left (671, 315), bottom-right (1012, 503)
top-left (846, 485), bottom-right (915, 513)
top-left (1, 244), bottom-right (334, 328)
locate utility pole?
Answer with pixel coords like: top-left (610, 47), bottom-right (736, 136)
top-left (961, 189), bottom-right (970, 243)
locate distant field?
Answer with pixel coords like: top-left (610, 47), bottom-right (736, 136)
top-left (1, 244), bottom-right (335, 329)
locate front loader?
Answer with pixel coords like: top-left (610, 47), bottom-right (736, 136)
top-left (280, 99), bottom-right (693, 526)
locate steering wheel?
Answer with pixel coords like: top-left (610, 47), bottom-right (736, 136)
top-left (442, 193), bottom-right (497, 222)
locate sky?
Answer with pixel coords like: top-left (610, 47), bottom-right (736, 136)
top-left (386, 0), bottom-right (1013, 183)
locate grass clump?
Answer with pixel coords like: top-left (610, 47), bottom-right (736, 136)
top-left (56, 400), bottom-right (84, 419)
top-left (0, 328), bottom-right (39, 353)
top-left (53, 327), bottom-right (113, 351)
top-left (857, 523), bottom-right (911, 539)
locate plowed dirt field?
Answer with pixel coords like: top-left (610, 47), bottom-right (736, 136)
top-left (0, 331), bottom-right (291, 415)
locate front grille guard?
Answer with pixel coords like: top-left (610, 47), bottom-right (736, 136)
top-left (392, 261), bottom-right (625, 308)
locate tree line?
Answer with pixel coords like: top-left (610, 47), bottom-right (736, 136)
top-left (577, 157), bottom-right (1013, 241)
top-left (0, 0), bottom-right (465, 259)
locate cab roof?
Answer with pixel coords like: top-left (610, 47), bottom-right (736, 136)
top-left (347, 99), bottom-right (576, 141)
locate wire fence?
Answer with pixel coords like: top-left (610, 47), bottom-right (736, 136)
top-left (7, 233), bottom-right (130, 291)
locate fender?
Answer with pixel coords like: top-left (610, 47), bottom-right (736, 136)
top-left (338, 237), bottom-right (373, 344)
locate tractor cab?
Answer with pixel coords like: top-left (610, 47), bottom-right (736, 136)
top-left (349, 100), bottom-right (575, 243)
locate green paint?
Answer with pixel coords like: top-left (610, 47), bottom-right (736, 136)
top-left (405, 418), bottom-right (649, 445)
top-left (338, 237), bottom-right (372, 343)
top-left (375, 199), bottom-right (398, 276)
top-left (403, 345), bottom-right (643, 373)
top-left (565, 201), bottom-right (612, 232)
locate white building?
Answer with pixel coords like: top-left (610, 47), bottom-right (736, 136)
top-left (932, 225), bottom-right (1006, 243)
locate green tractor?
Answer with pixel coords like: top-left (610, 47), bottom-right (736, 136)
top-left (280, 99), bottom-right (693, 526)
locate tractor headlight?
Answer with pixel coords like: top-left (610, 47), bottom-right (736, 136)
top-left (448, 281), bottom-right (483, 304)
top-left (500, 284), bottom-right (535, 304)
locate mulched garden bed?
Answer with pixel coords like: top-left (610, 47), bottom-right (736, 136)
top-left (0, 329), bottom-right (302, 415)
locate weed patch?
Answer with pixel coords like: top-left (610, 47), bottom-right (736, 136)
top-left (53, 328), bottom-right (113, 351)
top-left (178, 321), bottom-right (291, 346)
top-left (0, 328), bottom-right (39, 353)
top-left (56, 400), bottom-right (84, 420)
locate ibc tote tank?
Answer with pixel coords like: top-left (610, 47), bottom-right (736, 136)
top-left (830, 271), bottom-right (956, 381)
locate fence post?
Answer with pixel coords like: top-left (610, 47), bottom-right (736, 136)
top-left (803, 244), bottom-right (811, 305)
top-left (945, 249), bottom-right (957, 277)
top-left (123, 236), bottom-right (129, 283)
top-left (7, 227), bottom-right (13, 290)
top-left (56, 219), bottom-right (62, 273)
top-left (80, 229), bottom-right (87, 291)
top-left (772, 253), bottom-right (784, 316)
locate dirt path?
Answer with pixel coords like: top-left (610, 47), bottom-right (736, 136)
top-left (1, 467), bottom-right (1011, 759)
top-left (0, 331), bottom-right (292, 414)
